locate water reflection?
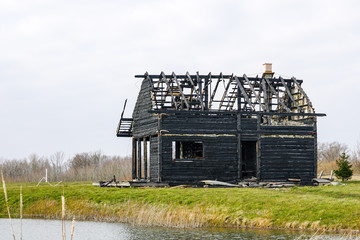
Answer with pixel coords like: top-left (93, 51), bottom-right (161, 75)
top-left (0, 219), bottom-right (350, 240)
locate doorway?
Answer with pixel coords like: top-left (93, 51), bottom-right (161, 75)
top-left (241, 141), bottom-right (257, 178)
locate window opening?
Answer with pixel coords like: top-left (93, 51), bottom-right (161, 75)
top-left (172, 141), bottom-right (204, 160)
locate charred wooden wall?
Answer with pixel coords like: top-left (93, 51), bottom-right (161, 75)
top-left (161, 113), bottom-right (237, 134)
top-left (132, 78), bottom-right (158, 138)
top-left (149, 136), bottom-right (160, 182)
top-left (259, 124), bottom-right (316, 184)
top-left (160, 113), bottom-right (238, 183)
top-left (160, 135), bottom-right (238, 183)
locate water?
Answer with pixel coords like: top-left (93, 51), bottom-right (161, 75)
top-left (0, 219), bottom-right (351, 240)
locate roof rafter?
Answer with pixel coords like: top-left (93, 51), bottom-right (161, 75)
top-left (235, 75), bottom-right (255, 111)
top-left (172, 72), bottom-right (190, 109)
top-left (279, 76), bottom-right (301, 112)
top-left (160, 72), bottom-right (178, 110)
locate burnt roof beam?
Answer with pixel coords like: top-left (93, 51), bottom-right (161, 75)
top-left (218, 74), bottom-right (233, 110)
top-left (172, 72), bottom-right (190, 109)
top-left (209, 73), bottom-right (222, 109)
top-left (261, 80), bottom-right (270, 112)
top-left (135, 74), bottom-right (303, 84)
top-left (292, 77), bottom-right (314, 113)
top-left (203, 72), bottom-right (211, 110)
top-left (235, 76), bottom-right (255, 111)
top-left (149, 109), bottom-right (326, 116)
top-left (243, 74), bottom-right (264, 111)
top-left (196, 72), bottom-right (204, 110)
top-left (186, 72), bottom-right (204, 110)
top-left (279, 76), bottom-right (301, 112)
top-left (264, 78), bottom-right (291, 113)
top-left (160, 72), bottom-right (178, 110)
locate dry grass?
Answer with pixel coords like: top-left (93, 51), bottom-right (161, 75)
top-left (317, 161), bottom-right (338, 175)
top-left (24, 199), bottom-right (61, 218)
top-left (21, 198), bottom-right (355, 232)
top-left (17, 198), bottom-right (277, 229)
top-left (61, 199), bottom-right (272, 228)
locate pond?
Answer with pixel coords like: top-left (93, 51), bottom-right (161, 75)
top-left (0, 218), bottom-right (353, 240)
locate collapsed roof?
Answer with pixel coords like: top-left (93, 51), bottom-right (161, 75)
top-left (135, 72), bottom-right (315, 115)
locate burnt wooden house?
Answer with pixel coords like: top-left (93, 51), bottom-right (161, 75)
top-left (117, 64), bottom-right (325, 185)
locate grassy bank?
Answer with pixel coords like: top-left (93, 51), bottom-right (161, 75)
top-left (1, 181), bottom-right (360, 231)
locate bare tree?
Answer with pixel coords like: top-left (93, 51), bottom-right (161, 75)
top-left (318, 142), bottom-right (349, 162)
top-left (351, 141), bottom-right (360, 173)
top-left (352, 141), bottom-right (360, 161)
top-left (49, 152), bottom-right (66, 181)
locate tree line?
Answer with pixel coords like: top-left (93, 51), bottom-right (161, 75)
top-left (0, 151), bottom-right (131, 182)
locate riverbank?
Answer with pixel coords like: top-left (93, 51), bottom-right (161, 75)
top-left (1, 181), bottom-right (360, 231)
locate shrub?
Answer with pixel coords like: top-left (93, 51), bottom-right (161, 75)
top-left (334, 152), bottom-right (353, 181)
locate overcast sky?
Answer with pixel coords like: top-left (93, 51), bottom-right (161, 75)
top-left (1, 0), bottom-right (359, 159)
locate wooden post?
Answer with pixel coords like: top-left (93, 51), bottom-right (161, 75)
top-left (314, 118), bottom-right (318, 180)
top-left (197, 72), bottom-right (203, 110)
top-left (144, 137), bottom-right (148, 180)
top-left (132, 138), bottom-right (137, 179)
top-left (256, 114), bottom-right (261, 182)
top-left (237, 113), bottom-right (242, 180)
top-left (204, 74), bottom-right (210, 110)
top-left (157, 114), bottom-right (162, 182)
top-left (158, 135), bottom-right (162, 182)
top-left (137, 139), bottom-right (142, 180)
top-left (132, 138), bottom-right (137, 180)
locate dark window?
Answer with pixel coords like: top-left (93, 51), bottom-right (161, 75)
top-left (172, 141), bottom-right (204, 160)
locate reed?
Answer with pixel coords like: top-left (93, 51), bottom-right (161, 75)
top-left (1, 170), bottom-right (15, 240)
top-left (20, 185), bottom-right (23, 240)
top-left (62, 195), bottom-right (66, 240)
top-left (71, 216), bottom-right (75, 240)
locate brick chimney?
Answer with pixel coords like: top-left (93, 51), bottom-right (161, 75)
top-left (262, 63), bottom-right (275, 78)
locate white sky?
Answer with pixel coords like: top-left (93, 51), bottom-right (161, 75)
top-left (1, 0), bottom-right (359, 159)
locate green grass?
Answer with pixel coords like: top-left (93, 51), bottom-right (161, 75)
top-left (1, 181), bottom-right (360, 231)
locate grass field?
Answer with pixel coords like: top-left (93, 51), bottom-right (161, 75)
top-left (1, 181), bottom-right (360, 231)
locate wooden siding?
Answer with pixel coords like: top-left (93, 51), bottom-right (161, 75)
top-left (261, 125), bottom-right (315, 135)
top-left (149, 136), bottom-right (160, 182)
top-left (132, 78), bottom-right (158, 138)
top-left (259, 123), bottom-right (316, 184)
top-left (160, 136), bottom-right (238, 183)
top-left (239, 118), bottom-right (258, 130)
top-left (161, 114), bottom-right (237, 134)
